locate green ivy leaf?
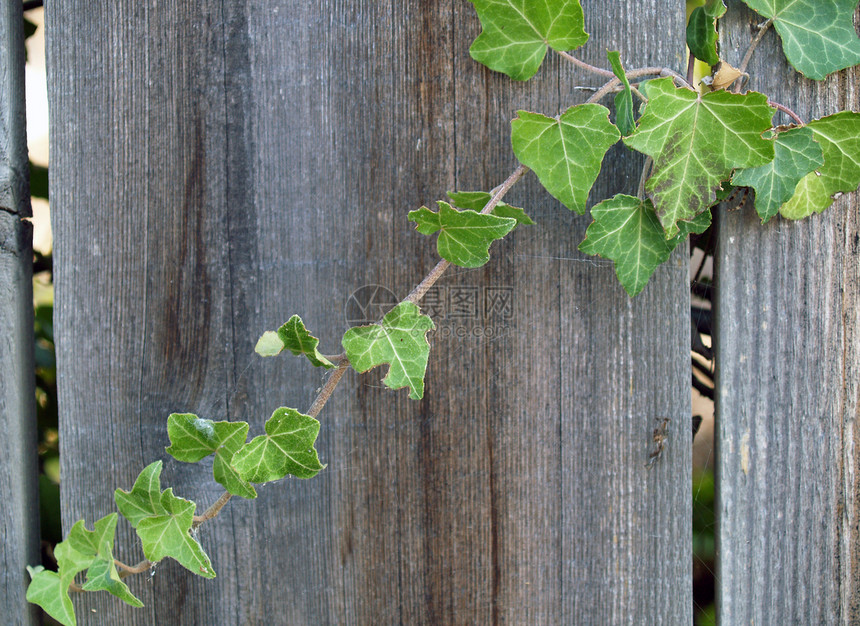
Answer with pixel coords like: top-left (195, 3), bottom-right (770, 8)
top-left (446, 190), bottom-right (534, 224)
top-left (408, 201), bottom-right (517, 268)
top-left (114, 461), bottom-right (216, 578)
top-left (732, 126), bottom-right (824, 222)
top-left (623, 77), bottom-right (774, 237)
top-left (511, 104), bottom-right (620, 214)
top-left (231, 407), bottom-right (325, 482)
top-left (686, 0), bottom-right (727, 67)
top-left (26, 566), bottom-right (77, 626)
top-left (165, 413), bottom-right (257, 499)
top-left (778, 112), bottom-right (860, 219)
top-left (607, 51), bottom-right (635, 137)
top-left (578, 195), bottom-right (710, 297)
top-left (255, 315), bottom-right (335, 369)
top-left (467, 0), bottom-right (588, 80)
top-left (742, 0), bottom-right (860, 80)
top-left (64, 514), bottom-right (144, 607)
top-left (342, 301), bottom-right (434, 400)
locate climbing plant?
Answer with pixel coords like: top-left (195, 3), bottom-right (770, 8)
top-left (27, 1), bottom-right (860, 622)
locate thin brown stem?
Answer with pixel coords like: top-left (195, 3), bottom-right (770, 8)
top-left (555, 50), bottom-right (615, 77)
top-left (405, 164), bottom-right (530, 304)
top-left (192, 490), bottom-right (233, 530)
top-left (306, 356), bottom-right (351, 418)
top-left (586, 67), bottom-right (691, 105)
top-left (735, 17), bottom-right (773, 92)
top-left (686, 51), bottom-right (696, 86)
top-left (769, 100), bottom-right (804, 125)
top-left (116, 559), bottom-right (153, 579)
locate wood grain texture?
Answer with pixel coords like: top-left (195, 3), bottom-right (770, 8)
top-left (716, 2), bottom-right (860, 623)
top-left (0, 1), bottom-right (39, 623)
top-left (48, 2), bottom-right (690, 623)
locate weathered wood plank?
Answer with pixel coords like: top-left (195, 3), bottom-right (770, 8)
top-left (716, 3), bottom-right (860, 622)
top-left (0, 0), bottom-right (39, 623)
top-left (49, 1), bottom-right (690, 623)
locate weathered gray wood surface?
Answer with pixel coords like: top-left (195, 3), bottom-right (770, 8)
top-left (0, 1), bottom-right (39, 624)
top-left (48, 1), bottom-right (690, 623)
top-left (716, 3), bottom-right (860, 622)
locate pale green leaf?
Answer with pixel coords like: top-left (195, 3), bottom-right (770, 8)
top-left (778, 112), bottom-right (860, 218)
top-left (467, 0), bottom-right (588, 80)
top-left (64, 514), bottom-right (143, 607)
top-left (342, 301), bottom-right (435, 400)
top-left (26, 567), bottom-right (77, 626)
top-left (742, 0), bottom-right (860, 80)
top-left (623, 77), bottom-right (774, 236)
top-left (687, 0), bottom-right (727, 66)
top-left (446, 190), bottom-right (534, 224)
top-left (231, 407), bottom-right (324, 482)
top-left (166, 413), bottom-right (256, 499)
top-left (578, 195), bottom-right (709, 297)
top-left (511, 104), bottom-right (620, 214)
top-left (607, 51), bottom-right (635, 136)
top-left (732, 126), bottom-right (824, 222)
top-left (255, 315), bottom-right (335, 369)
top-left (114, 461), bottom-right (215, 578)
top-left (408, 201), bottom-right (517, 268)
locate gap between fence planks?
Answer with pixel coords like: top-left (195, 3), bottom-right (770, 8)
top-left (0, 1), bottom-right (39, 624)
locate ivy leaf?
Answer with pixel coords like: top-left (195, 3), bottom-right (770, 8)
top-left (607, 51), bottom-right (635, 136)
top-left (63, 514), bottom-right (144, 607)
top-left (778, 112), bottom-right (860, 219)
top-left (231, 407), bottom-right (325, 482)
top-left (741, 0), bottom-right (860, 80)
top-left (114, 461), bottom-right (216, 578)
top-left (732, 126), bottom-right (824, 222)
top-left (255, 315), bottom-right (335, 369)
top-left (342, 301), bottom-right (435, 400)
top-left (623, 77), bottom-right (774, 237)
top-left (408, 201), bottom-right (517, 268)
top-left (446, 190), bottom-right (534, 224)
top-left (511, 104), bottom-right (620, 214)
top-left (686, 0), bottom-right (727, 67)
top-left (26, 566), bottom-right (77, 626)
top-left (166, 413), bottom-right (257, 499)
top-left (466, 0), bottom-right (588, 81)
top-left (578, 195), bottom-right (710, 297)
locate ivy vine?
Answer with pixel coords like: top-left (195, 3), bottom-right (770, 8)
top-left (28, 1), bottom-right (860, 622)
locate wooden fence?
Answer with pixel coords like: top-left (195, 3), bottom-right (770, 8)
top-left (1, 1), bottom-right (857, 623)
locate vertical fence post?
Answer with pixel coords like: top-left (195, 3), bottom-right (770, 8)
top-left (48, 1), bottom-right (690, 622)
top-left (716, 2), bottom-right (860, 622)
top-left (0, 2), bottom-right (39, 624)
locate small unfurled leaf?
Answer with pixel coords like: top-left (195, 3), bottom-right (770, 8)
top-left (578, 195), bottom-right (709, 297)
top-left (741, 0), bottom-right (860, 80)
top-left (467, 0), bottom-right (588, 80)
top-left (166, 413), bottom-right (256, 499)
top-left (732, 126), bottom-right (824, 222)
top-left (778, 112), bottom-right (860, 219)
top-left (231, 407), bottom-right (324, 482)
top-left (26, 566), bottom-right (77, 626)
top-left (511, 104), bottom-right (620, 214)
top-left (255, 315), bottom-right (335, 369)
top-left (446, 191), bottom-right (534, 224)
top-left (607, 51), bottom-right (635, 136)
top-left (342, 301), bottom-right (435, 400)
top-left (114, 461), bottom-right (215, 578)
top-left (623, 77), bottom-right (774, 237)
top-left (686, 0), bottom-right (727, 67)
top-left (408, 201), bottom-right (517, 268)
